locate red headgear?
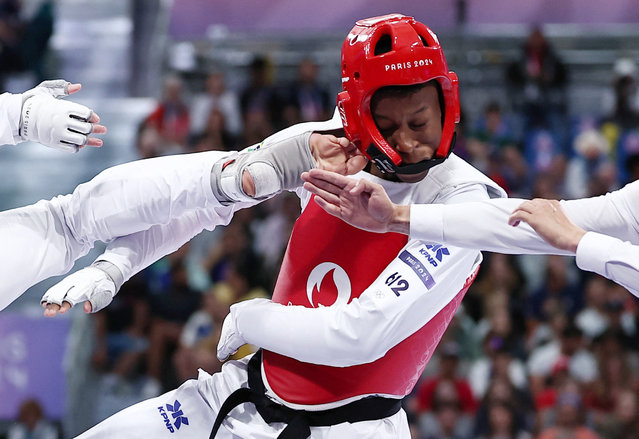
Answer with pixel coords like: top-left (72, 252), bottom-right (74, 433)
top-left (337, 14), bottom-right (460, 174)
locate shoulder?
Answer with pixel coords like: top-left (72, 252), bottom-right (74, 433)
top-left (426, 154), bottom-right (507, 201)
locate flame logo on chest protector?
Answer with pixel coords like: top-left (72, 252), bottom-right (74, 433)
top-left (306, 262), bottom-right (352, 308)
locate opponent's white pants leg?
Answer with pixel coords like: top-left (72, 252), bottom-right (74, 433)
top-left (74, 356), bottom-right (411, 439)
top-left (0, 151), bottom-right (227, 309)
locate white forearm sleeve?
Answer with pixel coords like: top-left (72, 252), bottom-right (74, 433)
top-left (576, 232), bottom-right (639, 297)
top-left (410, 198), bottom-right (573, 255)
top-left (410, 186), bottom-right (639, 255)
top-left (0, 92), bottom-right (23, 145)
top-left (95, 202), bottom-right (255, 282)
top-left (233, 241), bottom-right (479, 367)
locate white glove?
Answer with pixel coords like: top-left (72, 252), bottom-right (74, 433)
top-left (217, 298), bottom-right (273, 361)
top-left (217, 311), bottom-right (246, 362)
top-left (20, 79), bottom-right (95, 153)
top-left (41, 266), bottom-right (116, 313)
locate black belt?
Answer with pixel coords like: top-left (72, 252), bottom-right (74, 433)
top-left (209, 350), bottom-right (402, 439)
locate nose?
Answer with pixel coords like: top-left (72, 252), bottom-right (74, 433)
top-left (390, 125), bottom-right (418, 154)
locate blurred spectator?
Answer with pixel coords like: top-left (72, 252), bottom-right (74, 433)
top-left (468, 334), bottom-right (528, 399)
top-left (145, 254), bottom-right (202, 395)
top-left (7, 398), bottom-right (58, 439)
top-left (467, 253), bottom-right (527, 331)
top-left (189, 108), bottom-right (237, 152)
top-left (91, 275), bottom-right (150, 390)
top-left (135, 122), bottom-right (163, 159)
top-left (477, 401), bottom-right (532, 439)
top-left (586, 343), bottom-right (638, 416)
top-left (528, 323), bottom-right (598, 397)
top-left (474, 377), bottom-right (534, 438)
top-left (0, 0), bottom-right (53, 89)
top-left (565, 129), bottom-right (615, 199)
top-left (414, 342), bottom-right (477, 415)
top-left (575, 275), bottom-right (613, 340)
top-left (600, 58), bottom-right (639, 136)
top-left (240, 55), bottom-right (282, 131)
top-left (537, 387), bottom-right (600, 439)
top-left (143, 74), bottom-right (190, 153)
top-left (527, 255), bottom-right (581, 322)
top-left (507, 26), bottom-right (568, 141)
top-left (594, 389), bottom-right (639, 439)
top-left (281, 57), bottom-right (331, 125)
top-left (173, 286), bottom-right (225, 380)
top-left (420, 378), bottom-right (473, 439)
top-left (466, 101), bottom-right (518, 173)
top-left (252, 193), bottom-right (300, 273)
top-left (190, 70), bottom-right (243, 137)
top-left (600, 58), bottom-right (639, 184)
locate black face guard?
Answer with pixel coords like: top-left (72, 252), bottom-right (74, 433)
top-left (366, 132), bottom-right (456, 175)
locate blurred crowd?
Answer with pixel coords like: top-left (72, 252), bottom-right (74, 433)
top-left (4, 20), bottom-right (639, 439)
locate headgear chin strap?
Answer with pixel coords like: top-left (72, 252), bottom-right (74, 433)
top-left (337, 14), bottom-right (460, 174)
top-left (366, 132), bottom-right (457, 175)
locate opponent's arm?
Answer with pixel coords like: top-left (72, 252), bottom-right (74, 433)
top-left (0, 80), bottom-right (106, 151)
top-left (302, 170), bottom-right (639, 252)
top-left (509, 198), bottom-right (639, 297)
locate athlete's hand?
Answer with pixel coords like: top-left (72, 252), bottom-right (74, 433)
top-left (301, 168), bottom-right (404, 233)
top-left (217, 298), bottom-right (271, 361)
top-left (20, 79), bottom-right (107, 152)
top-left (41, 267), bottom-right (116, 317)
top-left (508, 199), bottom-right (586, 253)
top-left (309, 133), bottom-right (367, 176)
top-left (216, 312), bottom-right (245, 362)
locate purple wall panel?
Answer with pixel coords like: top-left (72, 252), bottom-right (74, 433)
top-left (169, 0), bottom-right (455, 38)
top-left (0, 314), bottom-right (69, 419)
top-left (169, 0), bottom-right (639, 39)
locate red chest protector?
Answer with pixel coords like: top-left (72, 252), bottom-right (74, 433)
top-left (262, 197), bottom-right (474, 405)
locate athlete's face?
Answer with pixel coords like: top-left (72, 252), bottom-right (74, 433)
top-left (371, 85), bottom-right (443, 183)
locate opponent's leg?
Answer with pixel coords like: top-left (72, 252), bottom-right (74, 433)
top-left (0, 151), bottom-right (227, 309)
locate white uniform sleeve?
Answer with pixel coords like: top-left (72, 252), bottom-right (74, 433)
top-left (410, 198), bottom-right (574, 255)
top-left (0, 92), bottom-right (23, 146)
top-left (576, 232), bottom-right (639, 296)
top-left (410, 181), bottom-right (639, 254)
top-left (95, 202), bottom-right (255, 282)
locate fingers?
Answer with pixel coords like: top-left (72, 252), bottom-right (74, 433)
top-left (313, 195), bottom-right (344, 218)
top-left (508, 209), bottom-right (532, 227)
top-left (303, 181), bottom-right (342, 206)
top-left (42, 301), bottom-right (72, 317)
top-left (66, 83), bottom-right (82, 95)
top-left (84, 301), bottom-right (93, 313)
top-left (86, 115), bottom-right (107, 148)
top-left (350, 178), bottom-right (379, 196)
top-left (306, 168), bottom-right (351, 188)
top-left (43, 302), bottom-right (59, 317)
top-left (85, 137), bottom-right (104, 147)
top-left (88, 111), bottom-right (101, 124)
top-left (345, 154), bottom-right (368, 175)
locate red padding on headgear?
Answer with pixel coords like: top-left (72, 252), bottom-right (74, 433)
top-left (337, 14), bottom-right (460, 170)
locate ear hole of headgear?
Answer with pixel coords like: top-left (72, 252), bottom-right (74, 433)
top-left (374, 34), bottom-right (392, 56)
top-left (418, 34), bottom-right (428, 46)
